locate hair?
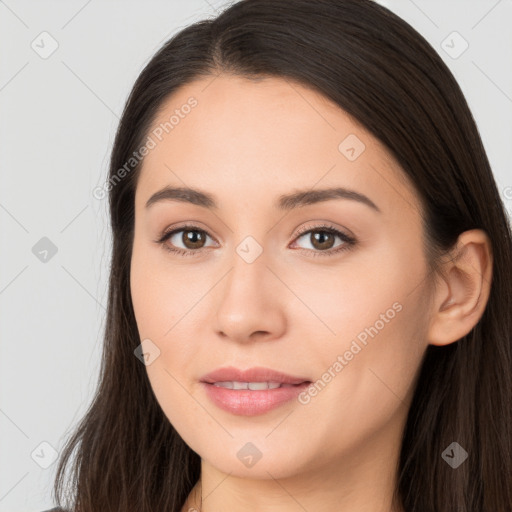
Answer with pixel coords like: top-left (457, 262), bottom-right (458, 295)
top-left (52, 0), bottom-right (512, 511)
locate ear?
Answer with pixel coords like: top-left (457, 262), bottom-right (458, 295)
top-left (427, 229), bottom-right (493, 346)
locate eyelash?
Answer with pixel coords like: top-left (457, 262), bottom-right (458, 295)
top-left (154, 223), bottom-right (357, 258)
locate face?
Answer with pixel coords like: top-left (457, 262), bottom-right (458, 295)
top-left (130, 74), bottom-right (432, 481)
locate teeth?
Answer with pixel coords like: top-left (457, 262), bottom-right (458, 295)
top-left (213, 381), bottom-right (283, 390)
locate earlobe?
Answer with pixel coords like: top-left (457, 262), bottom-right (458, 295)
top-left (427, 229), bottom-right (493, 347)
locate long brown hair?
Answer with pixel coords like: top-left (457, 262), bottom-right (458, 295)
top-left (52, 1), bottom-right (512, 510)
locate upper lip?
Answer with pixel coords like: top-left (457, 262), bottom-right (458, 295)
top-left (200, 366), bottom-right (311, 385)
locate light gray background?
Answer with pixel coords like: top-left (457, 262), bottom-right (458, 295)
top-left (0, 1), bottom-right (511, 510)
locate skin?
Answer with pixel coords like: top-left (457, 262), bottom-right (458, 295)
top-left (129, 74), bottom-right (493, 512)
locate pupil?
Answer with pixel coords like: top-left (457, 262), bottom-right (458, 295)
top-left (313, 231), bottom-right (334, 249)
top-left (185, 230), bottom-right (204, 248)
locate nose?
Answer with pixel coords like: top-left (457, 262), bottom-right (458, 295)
top-left (213, 243), bottom-right (287, 344)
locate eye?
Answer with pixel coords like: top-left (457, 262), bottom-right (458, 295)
top-left (155, 224), bottom-right (216, 257)
top-left (290, 223), bottom-right (356, 257)
top-left (155, 222), bottom-right (357, 258)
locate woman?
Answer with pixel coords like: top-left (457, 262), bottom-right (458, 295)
top-left (48, 0), bottom-right (512, 511)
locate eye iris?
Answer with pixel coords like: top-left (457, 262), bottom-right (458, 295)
top-left (183, 230), bottom-right (205, 249)
top-left (311, 231), bottom-right (335, 250)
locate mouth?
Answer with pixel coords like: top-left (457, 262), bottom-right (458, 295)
top-left (206, 381), bottom-right (309, 390)
top-left (200, 365), bottom-right (311, 386)
top-left (199, 366), bottom-right (312, 416)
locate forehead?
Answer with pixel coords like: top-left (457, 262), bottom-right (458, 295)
top-left (136, 74), bottom-right (419, 218)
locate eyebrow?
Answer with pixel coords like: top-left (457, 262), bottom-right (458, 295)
top-left (145, 185), bottom-right (381, 213)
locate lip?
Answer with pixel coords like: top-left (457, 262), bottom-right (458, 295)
top-left (200, 366), bottom-right (312, 416)
top-left (200, 366), bottom-right (310, 385)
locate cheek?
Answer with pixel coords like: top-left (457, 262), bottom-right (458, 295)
top-left (286, 235), bottom-right (428, 347)
top-left (130, 252), bottom-right (201, 432)
top-left (130, 239), bottom-right (189, 339)
top-left (130, 240), bottom-right (206, 402)
top-left (292, 293), bottom-right (428, 463)
top-left (293, 241), bottom-right (429, 421)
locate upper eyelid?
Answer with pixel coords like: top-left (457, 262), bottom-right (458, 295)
top-left (160, 223), bottom-right (217, 243)
top-left (294, 223), bottom-right (350, 237)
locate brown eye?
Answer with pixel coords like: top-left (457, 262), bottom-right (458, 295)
top-left (180, 229), bottom-right (207, 249)
top-left (157, 225), bottom-right (216, 256)
top-left (292, 225), bottom-right (356, 257)
top-left (308, 231), bottom-right (336, 250)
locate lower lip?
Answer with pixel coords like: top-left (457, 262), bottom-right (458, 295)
top-left (201, 382), bottom-right (311, 416)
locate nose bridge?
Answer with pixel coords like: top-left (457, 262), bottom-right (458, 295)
top-left (222, 234), bottom-right (270, 307)
top-left (213, 233), bottom-right (286, 341)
